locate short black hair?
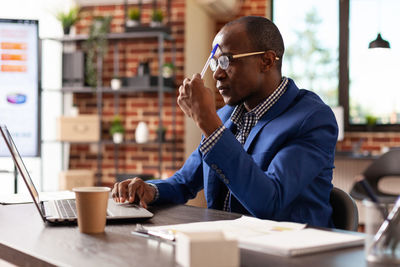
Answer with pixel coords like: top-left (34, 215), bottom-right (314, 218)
top-left (225, 16), bottom-right (284, 66)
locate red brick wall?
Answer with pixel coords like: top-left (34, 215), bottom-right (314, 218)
top-left (216, 0), bottom-right (268, 29)
top-left (69, 1), bottom-right (185, 185)
top-left (68, 0), bottom-right (269, 185)
top-left (337, 132), bottom-right (400, 155)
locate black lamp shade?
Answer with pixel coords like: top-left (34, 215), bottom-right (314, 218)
top-left (369, 33), bottom-right (391, 49)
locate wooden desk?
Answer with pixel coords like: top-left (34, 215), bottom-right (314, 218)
top-left (0, 203), bottom-right (368, 267)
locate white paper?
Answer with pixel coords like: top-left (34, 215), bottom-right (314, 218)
top-left (0, 190), bottom-right (75, 204)
top-left (149, 216), bottom-right (306, 240)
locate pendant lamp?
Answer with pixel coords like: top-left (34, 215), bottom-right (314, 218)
top-left (369, 33), bottom-right (390, 49)
top-left (369, 0), bottom-right (390, 49)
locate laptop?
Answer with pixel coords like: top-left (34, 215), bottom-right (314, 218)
top-left (0, 124), bottom-right (153, 224)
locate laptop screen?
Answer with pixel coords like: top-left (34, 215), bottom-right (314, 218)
top-left (0, 125), bottom-right (40, 205)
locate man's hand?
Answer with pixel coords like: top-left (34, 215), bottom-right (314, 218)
top-left (111, 178), bottom-right (156, 209)
top-left (177, 73), bottom-right (222, 137)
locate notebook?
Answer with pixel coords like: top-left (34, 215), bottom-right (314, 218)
top-left (148, 216), bottom-right (365, 257)
top-left (239, 227), bottom-right (365, 257)
top-left (0, 124), bottom-right (153, 224)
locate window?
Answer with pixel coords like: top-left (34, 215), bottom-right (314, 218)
top-left (273, 0), bottom-right (339, 107)
top-left (273, 0), bottom-right (400, 130)
top-left (349, 0), bottom-right (400, 125)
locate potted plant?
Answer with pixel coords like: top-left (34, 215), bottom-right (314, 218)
top-left (56, 6), bottom-right (80, 35)
top-left (127, 8), bottom-right (141, 27)
top-left (150, 9), bottom-right (163, 27)
top-left (110, 115), bottom-right (125, 144)
top-left (162, 62), bottom-right (175, 78)
top-left (365, 114), bottom-right (377, 131)
top-left (156, 125), bottom-right (167, 142)
top-left (83, 16), bottom-right (112, 88)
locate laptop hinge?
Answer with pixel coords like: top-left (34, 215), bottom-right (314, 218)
top-left (40, 201), bottom-right (48, 216)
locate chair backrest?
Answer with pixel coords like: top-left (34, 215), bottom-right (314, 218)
top-left (330, 187), bottom-right (359, 231)
top-left (350, 149), bottom-right (400, 203)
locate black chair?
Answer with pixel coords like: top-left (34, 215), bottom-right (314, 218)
top-left (350, 149), bottom-right (400, 204)
top-left (330, 187), bottom-right (359, 231)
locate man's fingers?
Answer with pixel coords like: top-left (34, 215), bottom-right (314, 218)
top-left (192, 73), bottom-right (201, 80)
top-left (127, 178), bottom-right (144, 203)
top-left (140, 198), bottom-right (147, 209)
top-left (117, 179), bottom-right (132, 203)
top-left (118, 182), bottom-right (127, 203)
top-left (177, 95), bottom-right (192, 118)
top-left (178, 85), bottom-right (184, 95)
top-left (136, 186), bottom-right (147, 208)
top-left (112, 183), bottom-right (119, 202)
top-left (127, 182), bottom-right (137, 203)
top-left (182, 77), bottom-right (195, 96)
top-left (112, 178), bottom-right (155, 208)
top-left (183, 82), bottom-right (190, 94)
top-left (182, 77), bottom-right (191, 87)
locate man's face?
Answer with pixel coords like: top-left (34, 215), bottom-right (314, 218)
top-left (212, 24), bottom-right (266, 109)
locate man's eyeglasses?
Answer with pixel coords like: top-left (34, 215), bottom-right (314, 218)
top-left (209, 51), bottom-right (280, 72)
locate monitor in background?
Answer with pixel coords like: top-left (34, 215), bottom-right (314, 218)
top-left (0, 18), bottom-right (39, 157)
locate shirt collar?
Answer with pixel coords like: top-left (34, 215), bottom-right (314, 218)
top-left (230, 77), bottom-right (289, 125)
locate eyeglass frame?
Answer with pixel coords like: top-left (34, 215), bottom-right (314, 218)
top-left (209, 51), bottom-right (280, 72)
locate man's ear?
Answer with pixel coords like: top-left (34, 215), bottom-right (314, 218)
top-left (260, 51), bottom-right (277, 72)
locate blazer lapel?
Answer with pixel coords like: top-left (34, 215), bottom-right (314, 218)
top-left (244, 79), bottom-right (299, 151)
top-left (220, 105), bottom-right (237, 134)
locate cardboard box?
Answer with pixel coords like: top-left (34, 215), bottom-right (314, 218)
top-left (57, 115), bottom-right (100, 142)
top-left (59, 170), bottom-right (95, 190)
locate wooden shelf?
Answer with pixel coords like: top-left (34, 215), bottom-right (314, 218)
top-left (42, 139), bottom-right (176, 145)
top-left (45, 28), bottom-right (173, 42)
top-left (59, 86), bottom-right (175, 93)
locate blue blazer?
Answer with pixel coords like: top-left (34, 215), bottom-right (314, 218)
top-left (150, 78), bottom-right (338, 227)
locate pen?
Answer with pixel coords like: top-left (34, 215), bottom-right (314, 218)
top-left (200, 43), bottom-right (219, 78)
top-left (132, 224), bottom-right (175, 242)
top-left (371, 196), bottom-right (400, 252)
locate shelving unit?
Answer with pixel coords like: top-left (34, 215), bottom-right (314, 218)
top-left (45, 28), bottom-right (177, 185)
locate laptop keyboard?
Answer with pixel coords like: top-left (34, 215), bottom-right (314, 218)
top-left (54, 199), bottom-right (77, 218)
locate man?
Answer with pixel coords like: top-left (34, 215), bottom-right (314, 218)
top-left (112, 16), bottom-right (338, 227)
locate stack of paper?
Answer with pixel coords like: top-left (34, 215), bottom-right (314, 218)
top-left (240, 228), bottom-right (364, 256)
top-left (149, 216), bottom-right (364, 257)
